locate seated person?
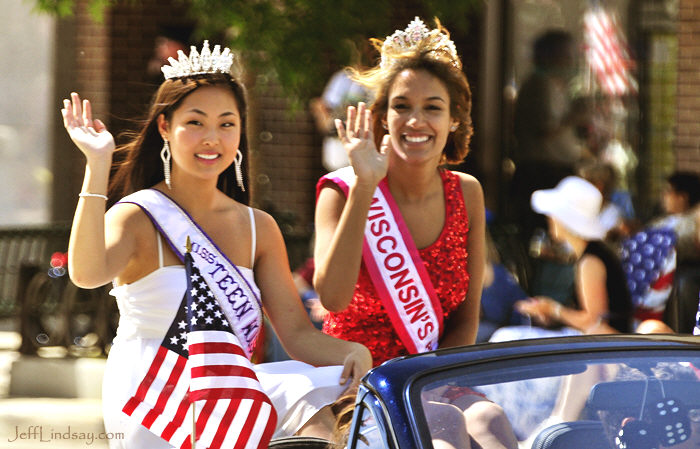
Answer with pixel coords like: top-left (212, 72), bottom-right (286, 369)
top-left (478, 230), bottom-right (529, 342)
top-left (514, 177), bottom-right (634, 335)
top-left (622, 171), bottom-right (700, 334)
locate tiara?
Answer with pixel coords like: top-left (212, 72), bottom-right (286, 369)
top-left (380, 17), bottom-right (460, 69)
top-left (161, 40), bottom-right (234, 80)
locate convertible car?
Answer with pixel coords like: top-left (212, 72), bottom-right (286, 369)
top-left (269, 334), bottom-right (700, 449)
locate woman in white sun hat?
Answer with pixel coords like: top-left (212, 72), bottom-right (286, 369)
top-left (515, 176), bottom-right (634, 334)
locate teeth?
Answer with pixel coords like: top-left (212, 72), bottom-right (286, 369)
top-left (196, 153), bottom-right (219, 160)
top-left (404, 135), bottom-right (429, 143)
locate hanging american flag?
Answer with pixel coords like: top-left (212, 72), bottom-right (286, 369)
top-left (584, 7), bottom-right (638, 96)
top-left (122, 246), bottom-right (277, 449)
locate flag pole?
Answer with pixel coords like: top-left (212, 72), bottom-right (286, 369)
top-left (186, 236), bottom-right (196, 449)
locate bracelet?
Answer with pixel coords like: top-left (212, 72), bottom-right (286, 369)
top-left (79, 192), bottom-right (108, 200)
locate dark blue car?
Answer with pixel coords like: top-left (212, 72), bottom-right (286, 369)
top-left (271, 335), bottom-right (700, 449)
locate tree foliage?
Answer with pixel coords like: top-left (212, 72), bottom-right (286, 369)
top-left (33, 0), bottom-right (483, 101)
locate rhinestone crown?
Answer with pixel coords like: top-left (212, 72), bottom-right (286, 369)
top-left (380, 17), bottom-right (460, 69)
top-left (161, 40), bottom-right (234, 80)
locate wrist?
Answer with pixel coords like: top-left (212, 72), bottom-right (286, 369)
top-left (351, 178), bottom-right (379, 195)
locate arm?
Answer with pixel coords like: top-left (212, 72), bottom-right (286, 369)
top-left (439, 174), bottom-right (485, 348)
top-left (254, 211), bottom-right (372, 386)
top-left (516, 255), bottom-right (611, 332)
top-left (63, 93), bottom-right (137, 288)
top-left (313, 103), bottom-right (389, 311)
top-left (313, 181), bottom-right (375, 312)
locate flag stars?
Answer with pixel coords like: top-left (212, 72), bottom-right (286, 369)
top-left (190, 273), bottom-right (200, 282)
top-left (178, 320), bottom-right (186, 329)
top-left (190, 288), bottom-right (197, 297)
top-left (191, 316), bottom-right (198, 325)
top-left (170, 336), bottom-right (179, 345)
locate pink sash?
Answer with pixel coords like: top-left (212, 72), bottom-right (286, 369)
top-left (317, 167), bottom-right (443, 353)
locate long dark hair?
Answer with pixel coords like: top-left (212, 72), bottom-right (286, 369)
top-left (109, 73), bottom-right (250, 205)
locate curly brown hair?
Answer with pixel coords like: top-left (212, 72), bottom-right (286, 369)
top-left (349, 19), bottom-right (473, 164)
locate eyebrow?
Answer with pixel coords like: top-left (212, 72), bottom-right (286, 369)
top-left (186, 108), bottom-right (238, 117)
top-left (391, 95), bottom-right (447, 103)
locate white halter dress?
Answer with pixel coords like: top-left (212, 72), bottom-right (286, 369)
top-left (103, 208), bottom-right (345, 448)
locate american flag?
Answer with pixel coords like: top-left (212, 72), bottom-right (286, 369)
top-left (621, 227), bottom-right (676, 322)
top-left (122, 250), bottom-right (277, 448)
top-left (584, 7), bottom-right (638, 96)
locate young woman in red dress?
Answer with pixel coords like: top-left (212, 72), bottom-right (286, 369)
top-left (314, 17), bottom-right (517, 449)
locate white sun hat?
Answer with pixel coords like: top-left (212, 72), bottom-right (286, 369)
top-left (530, 176), bottom-right (606, 240)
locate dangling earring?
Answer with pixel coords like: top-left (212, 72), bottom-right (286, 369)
top-left (160, 140), bottom-right (172, 190)
top-left (234, 149), bottom-right (245, 192)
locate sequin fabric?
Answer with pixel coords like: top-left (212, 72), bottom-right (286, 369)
top-left (323, 170), bottom-right (470, 366)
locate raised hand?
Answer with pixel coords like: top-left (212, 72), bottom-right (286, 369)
top-left (335, 102), bottom-right (389, 187)
top-left (61, 92), bottom-right (115, 160)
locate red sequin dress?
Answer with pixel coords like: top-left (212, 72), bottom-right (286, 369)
top-left (323, 170), bottom-right (470, 366)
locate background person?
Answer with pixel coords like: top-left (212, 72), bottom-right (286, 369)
top-left (509, 29), bottom-right (589, 242)
top-left (513, 176), bottom-right (634, 335)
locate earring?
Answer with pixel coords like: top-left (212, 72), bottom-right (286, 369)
top-left (160, 140), bottom-right (172, 190)
top-left (382, 122), bottom-right (388, 130)
top-left (234, 149), bottom-right (245, 192)
top-left (450, 124), bottom-right (458, 132)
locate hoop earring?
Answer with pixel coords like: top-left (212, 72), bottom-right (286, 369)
top-left (234, 149), bottom-right (245, 192)
top-left (160, 140), bottom-right (172, 190)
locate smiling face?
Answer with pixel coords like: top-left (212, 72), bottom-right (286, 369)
top-left (384, 69), bottom-right (457, 166)
top-left (158, 85), bottom-right (241, 186)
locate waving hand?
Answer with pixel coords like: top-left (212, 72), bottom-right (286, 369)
top-left (335, 102), bottom-right (389, 187)
top-left (61, 92), bottom-right (115, 160)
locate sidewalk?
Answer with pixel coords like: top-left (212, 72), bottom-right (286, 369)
top-left (0, 331), bottom-right (110, 449)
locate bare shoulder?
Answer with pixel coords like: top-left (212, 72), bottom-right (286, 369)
top-left (578, 253), bottom-right (606, 274)
top-left (452, 171), bottom-right (483, 199)
top-left (250, 207), bottom-right (279, 232)
top-left (105, 202), bottom-right (155, 238)
top-left (249, 208), bottom-right (285, 246)
top-left (451, 171), bottom-right (485, 215)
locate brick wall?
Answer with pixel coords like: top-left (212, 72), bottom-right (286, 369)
top-left (676, 0), bottom-right (700, 172)
top-left (250, 78), bottom-right (324, 239)
top-left (51, 0), bottom-right (110, 221)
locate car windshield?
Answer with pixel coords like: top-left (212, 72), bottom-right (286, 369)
top-left (414, 351), bottom-right (700, 449)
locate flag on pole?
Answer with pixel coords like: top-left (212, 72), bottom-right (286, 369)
top-left (122, 241), bottom-right (277, 449)
top-left (584, 7), bottom-right (638, 96)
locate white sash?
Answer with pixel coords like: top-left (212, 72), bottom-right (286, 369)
top-left (318, 167), bottom-right (443, 353)
top-left (118, 189), bottom-right (263, 359)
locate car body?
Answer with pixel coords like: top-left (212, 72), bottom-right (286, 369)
top-left (339, 334), bottom-right (700, 449)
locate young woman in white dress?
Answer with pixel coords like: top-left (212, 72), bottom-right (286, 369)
top-left (62, 41), bottom-right (371, 449)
